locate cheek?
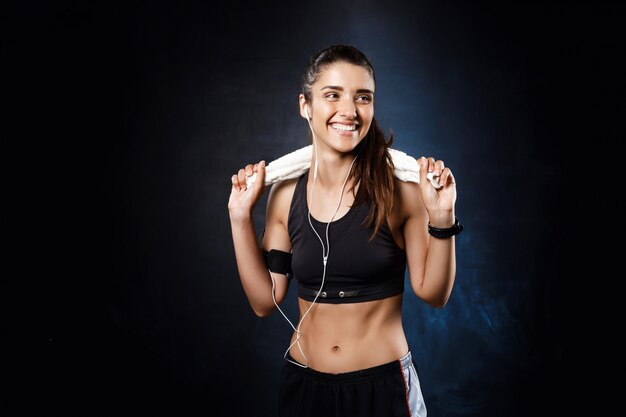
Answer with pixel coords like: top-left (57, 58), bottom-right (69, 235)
top-left (360, 108), bottom-right (374, 122)
top-left (363, 119), bottom-right (376, 138)
top-left (362, 118), bottom-right (374, 132)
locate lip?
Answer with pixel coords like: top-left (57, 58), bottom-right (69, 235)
top-left (329, 122), bottom-right (358, 136)
top-left (329, 121), bottom-right (359, 126)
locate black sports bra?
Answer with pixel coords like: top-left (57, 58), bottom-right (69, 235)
top-left (283, 170), bottom-right (407, 304)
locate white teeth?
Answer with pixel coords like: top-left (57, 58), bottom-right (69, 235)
top-left (331, 123), bottom-right (356, 131)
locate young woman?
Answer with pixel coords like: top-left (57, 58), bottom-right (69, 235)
top-left (228, 45), bottom-right (461, 417)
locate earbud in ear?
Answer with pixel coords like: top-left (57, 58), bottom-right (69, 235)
top-left (305, 105), bottom-right (310, 120)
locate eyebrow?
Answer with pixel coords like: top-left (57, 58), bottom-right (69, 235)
top-left (320, 85), bottom-right (374, 94)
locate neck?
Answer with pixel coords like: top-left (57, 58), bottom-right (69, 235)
top-left (310, 146), bottom-right (359, 189)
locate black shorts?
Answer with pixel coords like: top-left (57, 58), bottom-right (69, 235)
top-left (278, 351), bottom-right (426, 417)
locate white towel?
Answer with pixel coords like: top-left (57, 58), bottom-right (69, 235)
top-left (245, 145), bottom-right (441, 189)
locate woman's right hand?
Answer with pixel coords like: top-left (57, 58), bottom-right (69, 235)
top-left (228, 160), bottom-right (266, 220)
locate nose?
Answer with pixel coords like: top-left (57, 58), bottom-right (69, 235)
top-left (339, 99), bottom-right (357, 119)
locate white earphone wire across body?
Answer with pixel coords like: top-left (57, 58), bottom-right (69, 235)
top-left (267, 104), bottom-right (361, 368)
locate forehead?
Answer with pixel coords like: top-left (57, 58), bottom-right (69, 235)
top-left (314, 62), bottom-right (375, 91)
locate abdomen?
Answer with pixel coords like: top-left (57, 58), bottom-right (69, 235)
top-left (288, 294), bottom-right (408, 373)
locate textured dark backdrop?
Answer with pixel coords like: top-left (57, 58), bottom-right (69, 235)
top-left (7, 0), bottom-right (623, 415)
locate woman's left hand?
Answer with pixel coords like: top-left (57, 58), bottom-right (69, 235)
top-left (417, 157), bottom-right (457, 223)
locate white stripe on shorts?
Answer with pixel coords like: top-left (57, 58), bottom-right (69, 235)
top-left (399, 351), bottom-right (427, 417)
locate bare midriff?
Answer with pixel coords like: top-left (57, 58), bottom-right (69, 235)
top-left (288, 293), bottom-right (408, 373)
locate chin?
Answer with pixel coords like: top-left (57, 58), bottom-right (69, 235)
top-left (333, 139), bottom-right (364, 154)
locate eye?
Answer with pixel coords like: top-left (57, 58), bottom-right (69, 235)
top-left (325, 93), bottom-right (339, 99)
top-left (357, 95), bottom-right (372, 103)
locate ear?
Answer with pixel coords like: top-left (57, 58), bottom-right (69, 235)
top-left (299, 94), bottom-right (309, 120)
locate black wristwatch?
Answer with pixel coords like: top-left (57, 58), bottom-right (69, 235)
top-left (428, 217), bottom-right (464, 239)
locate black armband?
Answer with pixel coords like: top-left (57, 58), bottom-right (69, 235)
top-left (259, 228), bottom-right (293, 276)
top-left (428, 217), bottom-right (464, 239)
top-left (263, 249), bottom-right (293, 276)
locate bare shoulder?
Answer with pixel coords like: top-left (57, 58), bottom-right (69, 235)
top-left (266, 177), bottom-right (299, 227)
top-left (263, 177), bottom-right (299, 253)
top-left (393, 177), bottom-right (425, 220)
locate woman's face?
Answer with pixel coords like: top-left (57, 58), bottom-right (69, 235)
top-left (302, 62), bottom-right (375, 154)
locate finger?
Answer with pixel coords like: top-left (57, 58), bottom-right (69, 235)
top-left (427, 157), bottom-right (436, 173)
top-left (437, 167), bottom-right (449, 187)
top-left (447, 169), bottom-right (456, 185)
top-left (247, 160), bottom-right (263, 189)
top-left (248, 164), bottom-right (259, 187)
top-left (440, 168), bottom-right (455, 187)
top-left (421, 157), bottom-right (441, 189)
top-left (245, 164), bottom-right (254, 177)
top-left (238, 168), bottom-right (247, 190)
top-left (231, 174), bottom-right (240, 191)
top-left (257, 160), bottom-right (266, 186)
top-left (434, 160), bottom-right (445, 177)
top-left (417, 157), bottom-right (428, 184)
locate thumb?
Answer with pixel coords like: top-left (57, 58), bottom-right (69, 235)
top-left (417, 157), bottom-right (428, 186)
top-left (256, 160), bottom-right (266, 187)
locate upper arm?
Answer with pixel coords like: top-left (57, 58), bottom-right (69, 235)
top-left (261, 179), bottom-right (296, 304)
top-left (398, 180), bottom-right (430, 297)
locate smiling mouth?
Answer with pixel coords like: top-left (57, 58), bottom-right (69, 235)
top-left (329, 123), bottom-right (357, 132)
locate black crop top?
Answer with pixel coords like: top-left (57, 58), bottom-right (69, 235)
top-left (287, 170), bottom-right (407, 304)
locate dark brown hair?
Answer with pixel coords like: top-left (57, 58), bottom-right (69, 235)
top-left (301, 44), bottom-right (396, 241)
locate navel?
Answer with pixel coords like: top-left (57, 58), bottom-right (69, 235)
top-left (331, 345), bottom-right (341, 352)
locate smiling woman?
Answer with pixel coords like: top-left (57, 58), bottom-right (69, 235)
top-left (303, 64), bottom-right (374, 158)
top-left (228, 45), bottom-right (461, 417)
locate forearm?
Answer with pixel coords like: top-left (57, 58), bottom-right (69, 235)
top-left (421, 237), bottom-right (456, 307)
top-left (420, 211), bottom-right (456, 307)
top-left (229, 213), bottom-right (276, 316)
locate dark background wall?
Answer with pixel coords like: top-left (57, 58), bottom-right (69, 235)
top-left (6, 0), bottom-right (623, 415)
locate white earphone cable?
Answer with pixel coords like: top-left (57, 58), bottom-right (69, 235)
top-left (268, 106), bottom-right (360, 368)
